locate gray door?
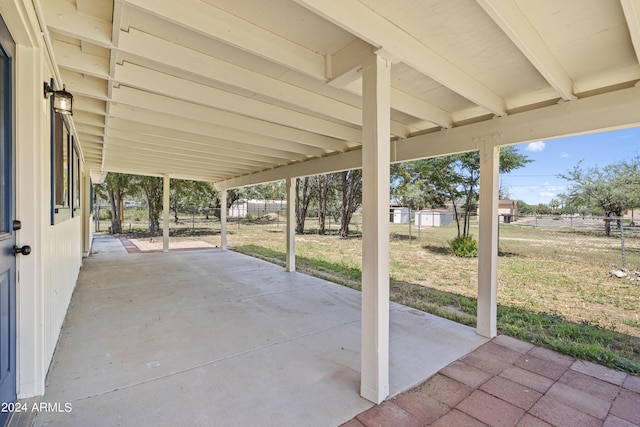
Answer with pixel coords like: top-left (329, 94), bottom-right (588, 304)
top-left (0, 14), bottom-right (16, 425)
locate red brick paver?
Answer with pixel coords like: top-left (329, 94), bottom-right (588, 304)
top-left (343, 336), bottom-right (640, 427)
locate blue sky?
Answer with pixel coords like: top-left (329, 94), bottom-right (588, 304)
top-left (500, 127), bottom-right (640, 205)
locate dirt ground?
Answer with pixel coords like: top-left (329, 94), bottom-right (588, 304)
top-left (114, 214), bottom-right (640, 339)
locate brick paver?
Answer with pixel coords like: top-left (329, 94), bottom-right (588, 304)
top-left (457, 390), bottom-right (525, 427)
top-left (570, 360), bottom-right (628, 386)
top-left (480, 376), bottom-right (542, 410)
top-left (343, 335), bottom-right (640, 427)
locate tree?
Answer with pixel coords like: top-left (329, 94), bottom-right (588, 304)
top-left (560, 158), bottom-right (639, 235)
top-left (295, 177), bottom-right (314, 234)
top-left (316, 174), bottom-right (336, 234)
top-left (170, 180), bottom-right (217, 222)
top-left (391, 147), bottom-right (531, 238)
top-left (518, 200), bottom-right (534, 215)
top-left (95, 173), bottom-right (136, 234)
top-left (137, 176), bottom-right (163, 233)
top-left (338, 169), bottom-right (362, 238)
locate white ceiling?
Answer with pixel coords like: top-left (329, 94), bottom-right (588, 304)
top-left (40, 0), bottom-right (640, 184)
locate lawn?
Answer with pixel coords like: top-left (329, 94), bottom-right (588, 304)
top-left (115, 213), bottom-right (640, 374)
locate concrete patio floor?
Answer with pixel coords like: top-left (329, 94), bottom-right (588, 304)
top-left (32, 234), bottom-right (487, 426)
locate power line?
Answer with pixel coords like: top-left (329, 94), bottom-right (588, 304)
top-left (501, 174), bottom-right (558, 177)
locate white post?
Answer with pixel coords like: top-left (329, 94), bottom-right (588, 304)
top-left (162, 174), bottom-right (170, 253)
top-left (220, 189), bottom-right (227, 250)
top-left (477, 144), bottom-right (500, 338)
top-left (82, 170), bottom-right (92, 257)
top-left (360, 53), bottom-right (391, 404)
top-left (286, 177), bottom-right (296, 272)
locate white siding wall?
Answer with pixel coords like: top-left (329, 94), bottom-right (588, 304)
top-left (41, 217), bottom-right (83, 365)
top-left (7, 0), bottom-right (86, 397)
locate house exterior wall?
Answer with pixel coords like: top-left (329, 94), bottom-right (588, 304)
top-left (4, 0), bottom-right (86, 398)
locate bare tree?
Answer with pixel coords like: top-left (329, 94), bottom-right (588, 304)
top-left (316, 174), bottom-right (335, 234)
top-left (338, 170), bottom-right (362, 238)
top-left (295, 177), bottom-right (314, 234)
top-left (97, 173), bottom-right (135, 234)
top-left (137, 176), bottom-right (163, 234)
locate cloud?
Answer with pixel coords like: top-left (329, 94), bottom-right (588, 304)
top-left (560, 151), bottom-right (569, 158)
top-left (538, 191), bottom-right (556, 197)
top-left (525, 141), bottom-right (546, 152)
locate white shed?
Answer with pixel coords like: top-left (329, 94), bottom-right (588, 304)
top-left (415, 210), bottom-right (454, 227)
top-left (392, 207), bottom-right (410, 224)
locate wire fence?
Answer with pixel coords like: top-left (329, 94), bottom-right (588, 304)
top-left (95, 205), bottom-right (640, 272)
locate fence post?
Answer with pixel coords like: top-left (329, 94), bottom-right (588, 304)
top-left (408, 208), bottom-right (412, 242)
top-left (621, 218), bottom-right (626, 270)
top-left (418, 212), bottom-right (421, 244)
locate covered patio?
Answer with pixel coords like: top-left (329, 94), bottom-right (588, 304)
top-left (33, 235), bottom-right (486, 426)
top-left (4, 0), bottom-right (639, 418)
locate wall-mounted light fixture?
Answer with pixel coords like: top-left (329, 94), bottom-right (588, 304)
top-left (44, 82), bottom-right (73, 115)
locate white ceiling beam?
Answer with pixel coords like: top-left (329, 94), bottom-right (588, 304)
top-left (216, 150), bottom-right (363, 191)
top-left (112, 86), bottom-right (351, 153)
top-left (107, 118), bottom-right (309, 163)
top-left (116, 29), bottom-right (414, 138)
top-left (106, 130), bottom-right (276, 168)
top-left (622, 0), bottom-right (640, 63)
top-left (105, 143), bottom-right (258, 174)
top-left (121, 0), bottom-right (325, 80)
top-left (476, 0), bottom-right (576, 101)
top-left (41, 0), bottom-right (112, 47)
top-left (218, 86), bottom-right (640, 189)
top-left (117, 29), bottom-right (364, 127)
top-left (106, 139), bottom-right (263, 171)
top-left (326, 38), bottom-right (452, 128)
top-left (51, 40), bottom-right (110, 80)
top-left (59, 69), bottom-right (108, 100)
top-left (79, 134), bottom-right (104, 144)
top-left (75, 123), bottom-right (104, 137)
top-left (102, 161), bottom-right (225, 181)
top-left (295, 0), bottom-right (506, 116)
top-left (73, 96), bottom-right (106, 115)
top-left (327, 38), bottom-right (373, 88)
top-left (104, 151), bottom-right (240, 173)
top-left (73, 114), bottom-right (105, 129)
top-left (108, 103), bottom-right (327, 158)
top-left (114, 62), bottom-right (362, 142)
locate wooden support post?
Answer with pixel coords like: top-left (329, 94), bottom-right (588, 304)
top-left (162, 174), bottom-right (170, 253)
top-left (477, 144), bottom-right (500, 338)
top-left (286, 177), bottom-right (296, 272)
top-left (360, 53), bottom-right (391, 404)
top-left (220, 190), bottom-right (227, 250)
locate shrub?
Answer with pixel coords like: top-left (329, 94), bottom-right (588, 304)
top-left (450, 235), bottom-right (478, 257)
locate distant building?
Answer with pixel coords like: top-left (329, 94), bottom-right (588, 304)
top-left (228, 199), bottom-right (286, 217)
top-left (477, 200), bottom-right (519, 221)
top-left (498, 200), bottom-right (518, 217)
top-left (415, 210), bottom-right (454, 227)
top-left (389, 206), bottom-right (410, 224)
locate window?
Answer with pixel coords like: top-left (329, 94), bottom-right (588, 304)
top-left (51, 110), bottom-right (71, 223)
top-left (73, 144), bottom-right (80, 214)
top-left (50, 83), bottom-right (82, 224)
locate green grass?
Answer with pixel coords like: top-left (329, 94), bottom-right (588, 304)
top-left (232, 241), bottom-right (640, 375)
top-left (119, 215), bottom-right (640, 375)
